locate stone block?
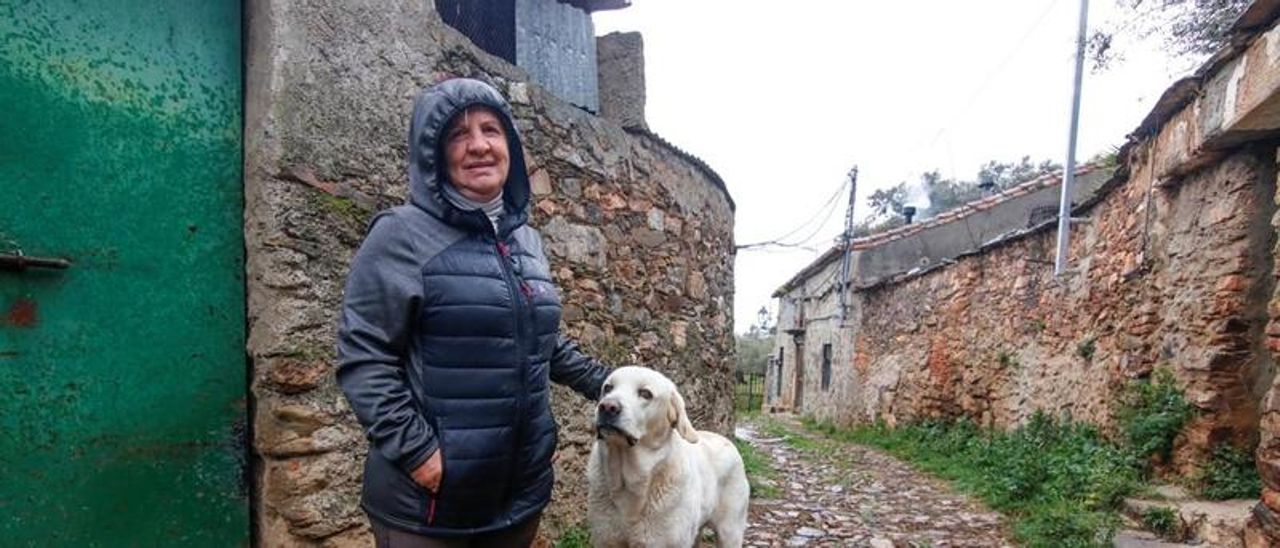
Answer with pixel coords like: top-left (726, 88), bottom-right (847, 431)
top-left (542, 216), bottom-right (608, 268)
top-left (596, 32), bottom-right (646, 129)
top-left (266, 359), bottom-right (329, 395)
top-left (530, 169), bottom-right (552, 195)
top-left (1258, 457), bottom-right (1280, 491)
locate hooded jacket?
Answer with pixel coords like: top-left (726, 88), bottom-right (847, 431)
top-left (337, 78), bottom-right (609, 536)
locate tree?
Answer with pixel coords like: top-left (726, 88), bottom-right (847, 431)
top-left (856, 157), bottom-right (1060, 236)
top-left (735, 335), bottom-right (772, 377)
top-left (866, 183), bottom-right (908, 224)
top-left (1089, 0), bottom-right (1251, 72)
top-left (976, 156), bottom-right (1061, 191)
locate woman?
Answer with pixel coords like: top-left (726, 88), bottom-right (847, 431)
top-left (337, 78), bottom-right (611, 547)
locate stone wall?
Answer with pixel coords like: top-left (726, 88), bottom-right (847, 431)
top-left (243, 1), bottom-right (735, 545)
top-left (596, 31), bottom-right (646, 130)
top-left (840, 145), bottom-right (1275, 468)
top-left (1254, 148), bottom-right (1280, 541)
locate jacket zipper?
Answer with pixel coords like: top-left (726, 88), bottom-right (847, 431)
top-left (495, 239), bottom-right (532, 506)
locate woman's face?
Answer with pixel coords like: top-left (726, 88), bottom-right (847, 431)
top-left (444, 106), bottom-right (510, 202)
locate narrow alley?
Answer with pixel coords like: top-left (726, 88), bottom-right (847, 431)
top-left (738, 416), bottom-right (1012, 548)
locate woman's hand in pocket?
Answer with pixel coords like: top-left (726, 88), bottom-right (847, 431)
top-left (411, 449), bottom-right (443, 493)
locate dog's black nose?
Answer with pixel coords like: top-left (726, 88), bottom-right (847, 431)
top-left (598, 400), bottom-right (621, 420)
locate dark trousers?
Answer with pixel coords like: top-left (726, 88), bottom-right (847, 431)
top-left (370, 515), bottom-right (541, 548)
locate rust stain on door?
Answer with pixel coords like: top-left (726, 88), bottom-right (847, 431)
top-left (5, 298), bottom-right (37, 328)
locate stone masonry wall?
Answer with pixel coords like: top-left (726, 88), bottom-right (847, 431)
top-left (767, 252), bottom-right (859, 417)
top-left (837, 145), bottom-right (1275, 470)
top-left (1253, 148), bottom-right (1280, 540)
top-left (243, 1), bottom-right (735, 545)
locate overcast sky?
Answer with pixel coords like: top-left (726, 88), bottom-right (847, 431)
top-left (594, 1), bottom-right (1193, 334)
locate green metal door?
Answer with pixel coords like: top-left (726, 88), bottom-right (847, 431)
top-left (0, 1), bottom-right (247, 545)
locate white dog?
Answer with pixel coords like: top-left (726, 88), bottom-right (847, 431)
top-left (587, 366), bottom-right (749, 548)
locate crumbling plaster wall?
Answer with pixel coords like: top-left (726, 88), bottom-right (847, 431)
top-left (243, 0), bottom-right (735, 545)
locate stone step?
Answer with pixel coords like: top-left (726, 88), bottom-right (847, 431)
top-left (1119, 485), bottom-right (1254, 547)
top-left (1113, 529), bottom-right (1200, 547)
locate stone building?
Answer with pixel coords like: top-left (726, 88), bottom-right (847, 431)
top-left (768, 166), bottom-right (1113, 418)
top-left (768, 3), bottom-right (1280, 544)
top-left (0, 0), bottom-right (734, 546)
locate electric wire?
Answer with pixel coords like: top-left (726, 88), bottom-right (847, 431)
top-left (736, 176), bottom-right (849, 251)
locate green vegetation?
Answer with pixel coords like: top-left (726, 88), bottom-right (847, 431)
top-left (734, 376), bottom-right (764, 413)
top-left (1115, 369), bottom-right (1195, 462)
top-left (1089, 0), bottom-right (1250, 72)
top-left (1194, 444), bottom-right (1262, 500)
top-left (1140, 507), bottom-right (1182, 540)
top-left (735, 334), bottom-right (772, 377)
top-left (733, 437), bottom-right (780, 499)
top-left (858, 157), bottom-right (1061, 236)
top-left (554, 524), bottom-right (591, 548)
top-left (312, 192), bottom-right (369, 226)
top-left (997, 350), bottom-right (1018, 369)
top-left (763, 416), bottom-right (822, 453)
top-left (1076, 337), bottom-right (1096, 361)
top-left (787, 371), bottom-right (1259, 545)
top-left (804, 413), bottom-right (1135, 547)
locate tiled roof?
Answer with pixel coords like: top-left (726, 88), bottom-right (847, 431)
top-left (849, 164), bottom-right (1097, 251)
top-left (772, 164), bottom-right (1102, 297)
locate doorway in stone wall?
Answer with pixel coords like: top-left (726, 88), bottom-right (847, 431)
top-left (794, 340), bottom-right (805, 412)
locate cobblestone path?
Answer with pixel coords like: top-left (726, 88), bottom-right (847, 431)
top-left (738, 415), bottom-right (1013, 548)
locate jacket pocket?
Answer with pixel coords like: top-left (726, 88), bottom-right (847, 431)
top-left (429, 420), bottom-right (514, 529)
top-left (361, 449), bottom-right (436, 528)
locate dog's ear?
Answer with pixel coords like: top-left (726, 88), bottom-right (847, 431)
top-left (666, 388), bottom-right (699, 443)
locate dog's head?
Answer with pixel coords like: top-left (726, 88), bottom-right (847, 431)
top-left (595, 366), bottom-right (698, 448)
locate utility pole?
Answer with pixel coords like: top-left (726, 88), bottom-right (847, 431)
top-left (1055, 0), bottom-right (1089, 276)
top-left (838, 166), bottom-right (858, 325)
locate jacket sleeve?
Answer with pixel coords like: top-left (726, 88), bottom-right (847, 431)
top-left (336, 212), bottom-right (436, 473)
top-left (549, 336), bottom-right (611, 401)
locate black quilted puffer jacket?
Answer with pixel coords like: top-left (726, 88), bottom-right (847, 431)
top-left (336, 78), bottom-right (609, 536)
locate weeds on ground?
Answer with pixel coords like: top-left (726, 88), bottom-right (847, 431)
top-left (733, 437), bottom-right (780, 499)
top-left (1115, 369), bottom-right (1195, 463)
top-left (554, 524), bottom-right (591, 548)
top-left (804, 412), bottom-right (1136, 547)
top-left (1140, 507), bottom-right (1183, 540)
top-left (787, 371), bottom-right (1259, 545)
top-left (997, 350), bottom-right (1018, 369)
top-left (1076, 337), bottom-right (1097, 360)
top-left (1194, 444), bottom-right (1261, 500)
top-left (758, 416), bottom-right (822, 452)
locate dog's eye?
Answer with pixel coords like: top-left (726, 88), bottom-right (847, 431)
top-left (602, 384), bottom-right (613, 394)
top-left (637, 388), bottom-right (653, 400)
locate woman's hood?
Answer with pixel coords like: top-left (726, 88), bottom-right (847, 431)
top-left (407, 78), bottom-right (530, 234)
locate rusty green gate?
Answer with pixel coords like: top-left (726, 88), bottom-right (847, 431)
top-left (0, 1), bottom-right (248, 545)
